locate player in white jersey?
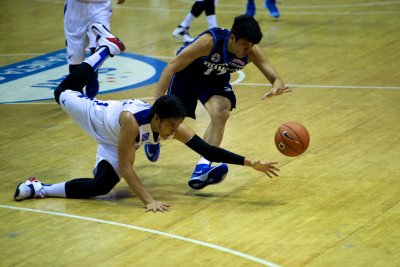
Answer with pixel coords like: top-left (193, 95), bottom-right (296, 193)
top-left (14, 23), bottom-right (280, 212)
top-left (64, 0), bottom-right (125, 98)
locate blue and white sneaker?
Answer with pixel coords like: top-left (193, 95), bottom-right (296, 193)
top-left (188, 163), bottom-right (228, 190)
top-left (144, 143), bottom-right (161, 162)
top-left (14, 177), bottom-right (46, 201)
top-left (246, 3), bottom-right (256, 17)
top-left (264, 0), bottom-right (280, 18)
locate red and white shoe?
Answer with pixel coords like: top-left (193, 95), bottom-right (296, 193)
top-left (14, 177), bottom-right (45, 201)
top-left (90, 23), bottom-right (125, 57)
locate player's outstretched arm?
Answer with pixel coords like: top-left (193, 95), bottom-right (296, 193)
top-left (118, 111), bottom-right (170, 212)
top-left (249, 44), bottom-right (291, 99)
top-left (174, 123), bottom-right (280, 178)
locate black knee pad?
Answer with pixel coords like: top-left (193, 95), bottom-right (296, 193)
top-left (191, 1), bottom-right (205, 17)
top-left (204, 0), bottom-right (215, 15)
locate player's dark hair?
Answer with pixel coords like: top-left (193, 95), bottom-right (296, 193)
top-left (150, 95), bottom-right (187, 120)
top-left (230, 15), bottom-right (263, 44)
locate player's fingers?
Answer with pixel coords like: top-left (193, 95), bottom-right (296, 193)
top-left (262, 92), bottom-right (273, 99)
top-left (269, 170), bottom-right (279, 177)
top-left (161, 205), bottom-right (170, 212)
top-left (269, 165), bottom-right (280, 171)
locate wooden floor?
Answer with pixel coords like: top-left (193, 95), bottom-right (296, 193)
top-left (1, 0), bottom-right (400, 266)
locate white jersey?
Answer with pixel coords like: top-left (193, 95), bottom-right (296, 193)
top-left (59, 90), bottom-right (159, 178)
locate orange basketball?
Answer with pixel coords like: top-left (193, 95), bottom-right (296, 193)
top-left (275, 122), bottom-right (310, 157)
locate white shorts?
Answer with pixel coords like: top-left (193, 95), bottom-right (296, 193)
top-left (59, 90), bottom-right (121, 178)
top-left (64, 0), bottom-right (112, 65)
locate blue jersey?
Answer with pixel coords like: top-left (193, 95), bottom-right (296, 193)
top-left (176, 28), bottom-right (249, 84)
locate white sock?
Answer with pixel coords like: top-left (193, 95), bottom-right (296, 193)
top-left (43, 182), bottom-right (67, 198)
top-left (206, 15), bottom-right (217, 29)
top-left (197, 157), bottom-right (211, 166)
top-left (181, 13), bottom-right (196, 29)
top-left (83, 47), bottom-right (109, 72)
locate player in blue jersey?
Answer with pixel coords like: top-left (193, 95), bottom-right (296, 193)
top-left (153, 15), bottom-right (291, 190)
top-left (14, 23), bottom-right (280, 212)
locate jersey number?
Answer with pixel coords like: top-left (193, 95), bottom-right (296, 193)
top-left (204, 67), bottom-right (227, 76)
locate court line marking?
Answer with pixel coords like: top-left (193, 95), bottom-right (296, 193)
top-left (209, 0), bottom-right (400, 9)
top-left (236, 82), bottom-right (400, 90)
top-left (0, 204), bottom-right (281, 267)
top-left (3, 82), bottom-right (399, 105)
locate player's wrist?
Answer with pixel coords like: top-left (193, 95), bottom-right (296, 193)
top-left (244, 158), bottom-right (254, 167)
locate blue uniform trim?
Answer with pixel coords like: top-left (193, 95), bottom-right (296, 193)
top-left (133, 109), bottom-right (151, 126)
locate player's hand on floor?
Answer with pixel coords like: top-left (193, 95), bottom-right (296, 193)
top-left (251, 160), bottom-right (280, 178)
top-left (262, 79), bottom-right (291, 99)
top-left (145, 201), bottom-right (171, 212)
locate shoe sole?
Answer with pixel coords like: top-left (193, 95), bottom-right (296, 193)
top-left (188, 164), bottom-right (228, 190)
top-left (13, 183), bottom-right (23, 201)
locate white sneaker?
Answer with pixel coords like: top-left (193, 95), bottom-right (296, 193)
top-left (14, 177), bottom-right (46, 201)
top-left (90, 23), bottom-right (125, 57)
top-left (172, 26), bottom-right (195, 43)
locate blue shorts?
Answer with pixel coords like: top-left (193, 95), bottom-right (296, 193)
top-left (167, 73), bottom-right (236, 119)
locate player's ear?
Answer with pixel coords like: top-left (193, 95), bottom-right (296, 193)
top-left (153, 114), bottom-right (161, 123)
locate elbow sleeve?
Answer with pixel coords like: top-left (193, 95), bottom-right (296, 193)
top-left (185, 135), bottom-right (245, 165)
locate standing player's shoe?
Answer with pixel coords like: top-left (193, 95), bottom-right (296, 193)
top-left (144, 143), bottom-right (161, 162)
top-left (85, 71), bottom-right (99, 98)
top-left (14, 177), bottom-right (46, 201)
top-left (245, 3), bottom-right (256, 17)
top-left (172, 26), bottom-right (195, 43)
top-left (188, 163), bottom-right (228, 190)
top-left (90, 23), bottom-right (126, 57)
top-left (264, 0), bottom-right (280, 18)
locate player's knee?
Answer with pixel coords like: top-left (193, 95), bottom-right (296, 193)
top-left (91, 182), bottom-right (114, 196)
top-left (211, 108), bottom-right (230, 124)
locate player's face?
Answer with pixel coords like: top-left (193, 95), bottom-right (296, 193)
top-left (156, 116), bottom-right (184, 139)
top-left (231, 37), bottom-right (254, 58)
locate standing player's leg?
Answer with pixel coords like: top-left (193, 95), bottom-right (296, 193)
top-left (246, 0), bottom-right (256, 17)
top-left (85, 31), bottom-right (100, 98)
top-left (64, 0), bottom-right (90, 88)
top-left (264, 0), bottom-right (280, 18)
top-left (172, 0), bottom-right (204, 43)
top-left (55, 23), bottom-right (125, 104)
top-left (188, 95), bottom-right (230, 189)
top-left (85, 1), bottom-right (112, 98)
